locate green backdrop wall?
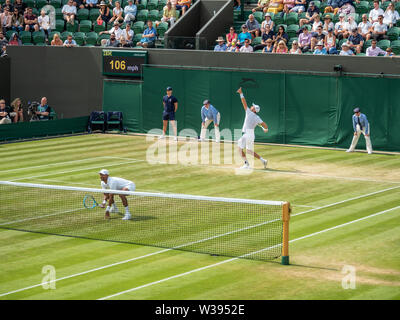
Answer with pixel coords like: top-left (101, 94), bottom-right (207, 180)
top-left (103, 66), bottom-right (400, 152)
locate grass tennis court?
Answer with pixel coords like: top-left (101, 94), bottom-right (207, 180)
top-left (0, 133), bottom-right (399, 300)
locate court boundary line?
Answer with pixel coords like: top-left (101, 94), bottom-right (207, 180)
top-left (0, 184), bottom-right (398, 298)
top-left (98, 204), bottom-right (400, 300)
top-left (103, 156), bottom-right (400, 185)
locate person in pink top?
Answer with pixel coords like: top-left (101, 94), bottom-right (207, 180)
top-left (298, 25), bottom-right (312, 52)
top-left (366, 39), bottom-right (387, 56)
top-left (226, 26), bottom-right (238, 44)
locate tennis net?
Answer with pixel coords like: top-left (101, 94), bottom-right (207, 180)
top-left (0, 181), bottom-right (290, 262)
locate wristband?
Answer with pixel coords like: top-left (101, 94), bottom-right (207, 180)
top-left (240, 94), bottom-right (244, 99)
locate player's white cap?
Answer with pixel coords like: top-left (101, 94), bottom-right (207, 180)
top-left (252, 103), bottom-right (260, 113)
top-left (99, 169), bottom-right (109, 175)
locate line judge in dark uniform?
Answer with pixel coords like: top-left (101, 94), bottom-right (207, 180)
top-left (159, 86), bottom-right (178, 141)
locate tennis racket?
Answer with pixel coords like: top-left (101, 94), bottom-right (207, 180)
top-left (83, 194), bottom-right (99, 209)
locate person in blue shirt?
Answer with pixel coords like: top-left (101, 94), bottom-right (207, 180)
top-left (214, 37), bottom-right (227, 52)
top-left (199, 100), bottom-right (221, 143)
top-left (313, 41), bottom-right (327, 54)
top-left (36, 97), bottom-right (51, 121)
top-left (346, 107), bottom-right (373, 154)
top-left (237, 24), bottom-right (252, 46)
top-left (159, 86), bottom-right (178, 140)
top-left (123, 0), bottom-right (137, 23)
top-left (137, 20), bottom-right (157, 48)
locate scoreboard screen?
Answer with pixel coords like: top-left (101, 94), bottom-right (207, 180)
top-left (102, 50), bottom-right (148, 77)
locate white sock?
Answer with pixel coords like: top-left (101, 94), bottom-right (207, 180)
top-left (125, 207), bottom-right (130, 214)
top-left (260, 157), bottom-right (265, 162)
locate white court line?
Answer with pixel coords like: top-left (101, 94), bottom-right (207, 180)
top-left (104, 156), bottom-right (400, 185)
top-left (8, 160), bottom-right (141, 182)
top-left (0, 183), bottom-right (398, 298)
top-left (0, 157), bottom-right (111, 174)
top-left (98, 204), bottom-right (400, 300)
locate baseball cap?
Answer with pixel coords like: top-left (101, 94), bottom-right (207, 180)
top-left (353, 107), bottom-right (360, 113)
top-left (99, 169), bottom-right (109, 175)
top-left (166, 86), bottom-right (172, 91)
top-left (252, 103), bottom-right (260, 113)
top-left (203, 99), bottom-right (210, 105)
top-left (339, 13), bottom-right (345, 17)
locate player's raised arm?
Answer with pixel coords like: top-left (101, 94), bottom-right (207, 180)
top-left (237, 87), bottom-right (248, 110)
top-left (259, 121), bottom-right (269, 133)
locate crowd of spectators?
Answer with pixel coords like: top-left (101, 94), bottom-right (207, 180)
top-left (0, 97), bottom-right (54, 124)
top-left (216, 0), bottom-right (400, 56)
top-left (0, 0), bottom-right (190, 47)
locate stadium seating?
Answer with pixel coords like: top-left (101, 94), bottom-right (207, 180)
top-left (74, 32), bottom-right (86, 46)
top-left (133, 21), bottom-right (145, 33)
top-left (157, 22), bottom-right (168, 37)
top-left (137, 9), bottom-right (149, 22)
top-left (138, 0), bottom-right (148, 10)
top-left (36, 0), bottom-right (48, 9)
top-left (19, 31), bottom-right (32, 44)
top-left (148, 9), bottom-right (159, 21)
top-left (79, 20), bottom-right (93, 33)
top-left (86, 32), bottom-right (99, 46)
top-left (377, 39), bottom-right (391, 51)
top-left (32, 31), bottom-right (45, 44)
top-left (50, 0), bottom-right (62, 8)
top-left (391, 40), bottom-right (400, 55)
top-left (147, 0), bottom-right (159, 10)
top-left (387, 27), bottom-right (400, 41)
top-left (77, 9), bottom-right (90, 22)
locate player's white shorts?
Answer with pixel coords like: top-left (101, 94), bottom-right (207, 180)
top-left (238, 131), bottom-right (255, 150)
top-left (125, 183), bottom-right (136, 192)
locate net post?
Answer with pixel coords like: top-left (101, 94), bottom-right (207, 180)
top-left (281, 202), bottom-right (291, 265)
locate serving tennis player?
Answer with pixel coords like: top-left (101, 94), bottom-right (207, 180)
top-left (236, 87), bottom-right (268, 169)
top-left (99, 169), bottom-right (135, 220)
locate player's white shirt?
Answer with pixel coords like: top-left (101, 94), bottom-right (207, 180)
top-left (242, 107), bottom-right (263, 133)
top-left (101, 176), bottom-right (135, 191)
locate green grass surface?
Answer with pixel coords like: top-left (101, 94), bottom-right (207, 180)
top-left (0, 133), bottom-right (399, 300)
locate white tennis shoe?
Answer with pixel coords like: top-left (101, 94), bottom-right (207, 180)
top-left (158, 135), bottom-right (165, 140)
top-left (240, 163), bottom-right (250, 169)
top-left (261, 158), bottom-right (268, 169)
top-left (122, 214), bottom-right (132, 220)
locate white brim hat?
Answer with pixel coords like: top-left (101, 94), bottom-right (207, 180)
top-left (252, 103), bottom-right (260, 113)
top-left (99, 169), bottom-right (109, 175)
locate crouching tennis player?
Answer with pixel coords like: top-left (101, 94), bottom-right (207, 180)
top-left (99, 169), bottom-right (135, 220)
top-left (237, 87), bottom-right (269, 169)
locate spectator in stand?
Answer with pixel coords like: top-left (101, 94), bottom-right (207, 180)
top-left (299, 1), bottom-right (320, 28)
top-left (1, 45), bottom-right (7, 56)
top-left (371, 14), bottom-right (388, 41)
top-left (273, 25), bottom-right (288, 49)
top-left (311, 13), bottom-right (322, 32)
top-left (99, 21), bottom-right (123, 40)
top-left (313, 40), bottom-right (327, 54)
top-left (1, 7), bottom-right (12, 33)
top-left (290, 0), bottom-right (306, 13)
top-left (261, 13), bottom-right (274, 31)
top-left (234, 0), bottom-right (241, 11)
top-left (3, 0), bottom-right (13, 12)
top-left (97, 1), bottom-right (111, 25)
top-left (227, 39), bottom-right (239, 52)
top-left (324, 0), bottom-right (340, 15)
top-left (324, 27), bottom-right (337, 54)
top-left (124, 0), bottom-right (137, 23)
top-left (246, 14), bottom-right (261, 39)
top-left (322, 14), bottom-right (334, 35)
top-left (63, 34), bottom-right (77, 47)
top-left (366, 38), bottom-right (386, 56)
top-left (74, 0), bottom-right (86, 10)
top-left (136, 20), bottom-right (156, 48)
top-left (343, 15), bottom-right (357, 39)
top-left (339, 42), bottom-right (354, 55)
top-left (176, 0), bottom-right (191, 15)
top-left (369, 0), bottom-right (384, 24)
top-left (109, 1), bottom-right (124, 25)
top-left (267, 0), bottom-right (283, 13)
top-left (11, 8), bottom-right (24, 32)
top-left (38, 10), bottom-right (51, 41)
top-left (122, 22), bottom-right (134, 45)
top-left (385, 47), bottom-right (395, 56)
top-left (105, 32), bottom-right (119, 46)
top-left (311, 25), bottom-right (325, 51)
top-left (62, 0), bottom-right (77, 26)
top-left (337, 1), bottom-right (355, 17)
top-left (10, 98), bottom-right (24, 123)
top-left (298, 25), bottom-right (312, 52)
top-left (8, 32), bottom-right (21, 45)
top-left (254, 23), bottom-right (275, 51)
top-left (383, 2), bottom-right (399, 29)
top-left (118, 35), bottom-right (131, 47)
top-left (262, 38), bottom-right (274, 52)
top-left (289, 40), bottom-right (302, 54)
top-left (35, 97), bottom-right (51, 121)
top-left (334, 12), bottom-right (346, 40)
top-left (348, 28), bottom-right (363, 54)
top-left (283, 0), bottom-right (295, 15)
top-left (0, 33), bottom-right (8, 47)
top-left (237, 24), bottom-right (252, 46)
top-left (358, 13), bottom-right (372, 40)
top-left (226, 26), bottom-right (238, 44)
top-left (214, 36), bottom-right (227, 51)
top-left (274, 40), bottom-right (288, 53)
top-left (239, 38), bottom-right (253, 52)
top-left (0, 99), bottom-right (11, 125)
top-left (252, 0), bottom-right (269, 14)
top-left (85, 0), bottom-right (99, 10)
top-left (162, 2), bottom-right (176, 26)
top-left (13, 0), bottom-right (26, 15)
top-left (51, 33), bottom-right (63, 46)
